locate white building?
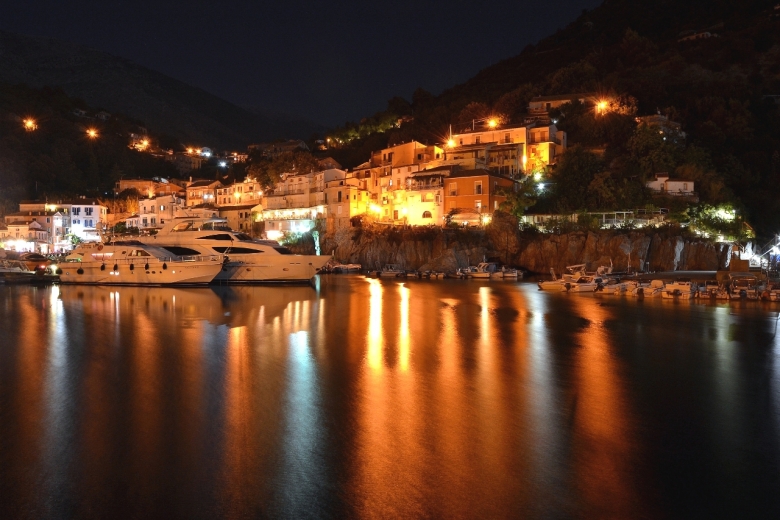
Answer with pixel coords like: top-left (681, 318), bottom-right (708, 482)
top-left (646, 173), bottom-right (695, 196)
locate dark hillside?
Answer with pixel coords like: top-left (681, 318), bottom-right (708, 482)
top-left (0, 31), bottom-right (323, 149)
top-left (0, 84), bottom-right (181, 213)
top-left (324, 0), bottom-right (780, 237)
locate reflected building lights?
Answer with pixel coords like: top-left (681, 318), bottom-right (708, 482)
top-left (368, 279), bottom-right (383, 370)
top-left (399, 284), bottom-right (410, 371)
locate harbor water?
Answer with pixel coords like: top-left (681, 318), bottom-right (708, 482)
top-left (1, 277), bottom-right (779, 518)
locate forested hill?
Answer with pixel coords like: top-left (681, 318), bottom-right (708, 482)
top-left (0, 84), bottom-right (181, 213)
top-left (0, 31), bottom-right (323, 149)
top-left (325, 0), bottom-right (780, 238)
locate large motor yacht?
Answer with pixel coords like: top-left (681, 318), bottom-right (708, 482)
top-left (134, 217), bottom-right (330, 283)
top-left (57, 241), bottom-right (224, 285)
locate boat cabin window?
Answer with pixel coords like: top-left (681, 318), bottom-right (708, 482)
top-left (212, 247), bottom-right (264, 254)
top-left (273, 247), bottom-right (293, 255)
top-left (234, 233), bottom-right (252, 241)
top-left (198, 234), bottom-right (233, 241)
top-left (129, 250), bottom-right (152, 257)
top-left (172, 222), bottom-right (193, 232)
top-left (162, 246), bottom-right (202, 256)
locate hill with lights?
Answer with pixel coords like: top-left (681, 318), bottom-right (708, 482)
top-left (323, 0), bottom-right (780, 237)
top-left (0, 31), bottom-right (323, 150)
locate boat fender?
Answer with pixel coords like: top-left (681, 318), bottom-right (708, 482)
top-left (54, 267), bottom-right (61, 275)
top-left (162, 263), bottom-right (168, 270)
top-left (144, 263), bottom-right (149, 271)
top-left (97, 244), bottom-right (103, 251)
top-left (100, 264), bottom-right (106, 271)
top-left (77, 268), bottom-right (84, 275)
top-left (564, 282), bottom-right (571, 291)
top-left (129, 264), bottom-right (134, 271)
top-left (113, 264), bottom-right (119, 272)
top-left (740, 289), bottom-right (747, 298)
top-left (637, 287), bottom-right (644, 295)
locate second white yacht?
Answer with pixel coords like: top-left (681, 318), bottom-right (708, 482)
top-left (134, 217), bottom-right (330, 283)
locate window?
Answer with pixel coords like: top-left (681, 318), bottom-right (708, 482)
top-left (449, 183), bottom-right (458, 196)
top-left (504, 133), bottom-right (510, 143)
top-left (393, 210), bottom-right (398, 220)
top-left (73, 207), bottom-right (81, 215)
top-left (474, 181), bottom-right (483, 195)
top-left (683, 183), bottom-right (688, 191)
top-left (475, 136), bottom-right (481, 144)
top-left (422, 211), bottom-right (432, 218)
top-left (338, 206), bottom-right (342, 214)
top-left (494, 200), bottom-right (499, 210)
top-left (475, 201), bottom-right (482, 211)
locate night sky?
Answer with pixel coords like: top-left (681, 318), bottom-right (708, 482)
top-left (1, 0), bottom-right (602, 126)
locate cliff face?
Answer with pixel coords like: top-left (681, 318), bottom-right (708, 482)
top-left (291, 227), bottom-right (730, 273)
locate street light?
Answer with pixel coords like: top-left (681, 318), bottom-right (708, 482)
top-left (23, 118), bottom-right (37, 131)
top-left (471, 116), bottom-right (500, 131)
top-left (86, 128), bottom-right (98, 139)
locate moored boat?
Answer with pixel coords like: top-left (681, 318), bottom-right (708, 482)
top-left (0, 259), bottom-right (37, 284)
top-left (57, 241), bottom-right (223, 285)
top-left (662, 278), bottom-right (696, 299)
top-left (135, 217), bottom-right (330, 283)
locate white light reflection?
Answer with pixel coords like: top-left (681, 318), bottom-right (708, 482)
top-left (399, 284), bottom-right (410, 371)
top-left (522, 288), bottom-right (562, 479)
top-left (280, 330), bottom-right (324, 515)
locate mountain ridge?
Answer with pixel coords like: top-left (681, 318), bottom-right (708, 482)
top-left (0, 30), bottom-right (323, 149)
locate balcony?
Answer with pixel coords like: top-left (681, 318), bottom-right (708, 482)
top-left (409, 182), bottom-right (442, 191)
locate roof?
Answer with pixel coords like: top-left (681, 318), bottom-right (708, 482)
top-left (218, 204), bottom-right (257, 212)
top-left (5, 211), bottom-right (55, 217)
top-left (449, 169), bottom-right (517, 182)
top-left (530, 92), bottom-right (598, 102)
top-left (188, 180), bottom-right (221, 188)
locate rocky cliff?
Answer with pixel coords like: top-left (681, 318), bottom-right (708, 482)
top-left (288, 226), bottom-right (731, 274)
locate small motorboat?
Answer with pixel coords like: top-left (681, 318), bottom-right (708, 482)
top-left (662, 279), bottom-right (696, 300)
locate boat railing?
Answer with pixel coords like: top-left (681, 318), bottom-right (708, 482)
top-left (79, 254), bottom-right (224, 265)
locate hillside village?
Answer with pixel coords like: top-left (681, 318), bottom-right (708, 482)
top-left (1, 93), bottom-right (711, 254)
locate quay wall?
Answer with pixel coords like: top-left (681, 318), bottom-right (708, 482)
top-left (288, 226), bottom-right (731, 274)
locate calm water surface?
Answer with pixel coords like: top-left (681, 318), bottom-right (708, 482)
top-left (1, 277), bottom-right (780, 518)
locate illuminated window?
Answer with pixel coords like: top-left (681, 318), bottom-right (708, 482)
top-left (422, 211), bottom-right (432, 218)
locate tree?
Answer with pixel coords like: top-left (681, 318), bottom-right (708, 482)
top-left (550, 146), bottom-right (604, 212)
top-left (498, 179), bottom-right (537, 218)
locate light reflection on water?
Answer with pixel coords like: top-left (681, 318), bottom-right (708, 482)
top-left (1, 279), bottom-right (780, 518)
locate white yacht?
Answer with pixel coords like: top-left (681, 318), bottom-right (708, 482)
top-left (57, 241), bottom-right (223, 285)
top-left (134, 217), bottom-right (330, 283)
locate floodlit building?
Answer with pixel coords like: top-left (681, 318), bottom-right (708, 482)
top-left (443, 168), bottom-right (516, 220)
top-left (136, 194), bottom-right (187, 229)
top-left (186, 179), bottom-right (222, 207)
top-left (216, 178), bottom-right (263, 207)
top-left (219, 204), bottom-right (260, 234)
top-left (438, 124), bottom-right (565, 177)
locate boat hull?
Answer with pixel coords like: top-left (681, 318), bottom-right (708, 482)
top-left (58, 261), bottom-right (222, 285)
top-left (216, 255), bottom-right (329, 283)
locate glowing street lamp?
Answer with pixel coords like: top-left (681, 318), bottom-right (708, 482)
top-left (23, 118), bottom-right (37, 131)
top-left (596, 100), bottom-right (609, 115)
top-left (86, 128), bottom-right (98, 139)
top-left (488, 118), bottom-right (498, 128)
top-left (447, 138), bottom-right (456, 148)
